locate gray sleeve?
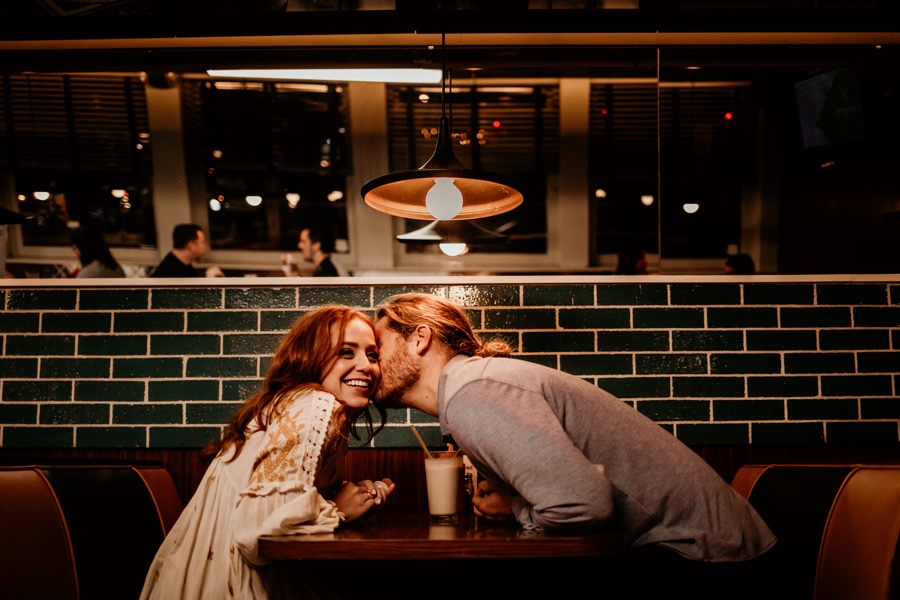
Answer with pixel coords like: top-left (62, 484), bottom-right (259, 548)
top-left (445, 379), bottom-right (615, 530)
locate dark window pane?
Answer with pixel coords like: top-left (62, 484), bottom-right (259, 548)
top-left (590, 81), bottom-right (660, 257)
top-left (182, 80), bottom-right (350, 251)
top-left (659, 83), bottom-right (753, 259)
top-left (1, 74), bottom-right (155, 248)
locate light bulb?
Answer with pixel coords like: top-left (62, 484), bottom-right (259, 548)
top-left (425, 178), bottom-right (463, 220)
top-left (439, 243), bottom-right (467, 257)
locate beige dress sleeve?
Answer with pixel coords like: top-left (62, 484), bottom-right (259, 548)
top-left (232, 388), bottom-right (348, 566)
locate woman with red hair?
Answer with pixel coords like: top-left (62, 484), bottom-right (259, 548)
top-left (141, 305), bottom-right (394, 599)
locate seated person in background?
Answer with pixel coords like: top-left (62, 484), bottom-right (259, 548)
top-left (283, 225), bottom-right (346, 277)
top-left (70, 227), bottom-right (126, 278)
top-left (725, 252), bottom-right (756, 275)
top-left (372, 293), bottom-right (778, 600)
top-left (151, 223), bottom-right (224, 278)
top-left (140, 305), bottom-right (395, 600)
top-left (614, 243), bottom-right (649, 275)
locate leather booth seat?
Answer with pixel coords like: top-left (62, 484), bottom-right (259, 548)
top-left (0, 465), bottom-right (183, 600)
top-left (732, 463), bottom-right (900, 600)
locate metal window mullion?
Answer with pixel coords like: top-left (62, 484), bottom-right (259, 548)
top-left (63, 75), bottom-right (78, 173)
top-left (403, 86), bottom-right (417, 171)
top-left (123, 76), bottom-right (143, 176)
top-left (533, 88), bottom-right (544, 172)
top-left (2, 75), bottom-right (15, 170)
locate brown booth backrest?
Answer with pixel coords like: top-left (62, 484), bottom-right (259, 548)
top-left (0, 465), bottom-right (183, 600)
top-left (813, 467), bottom-right (900, 600)
top-left (732, 463), bottom-right (900, 600)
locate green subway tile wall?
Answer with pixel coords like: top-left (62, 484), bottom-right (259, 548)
top-left (1, 281), bottom-right (898, 449)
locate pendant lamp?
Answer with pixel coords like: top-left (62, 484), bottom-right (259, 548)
top-left (396, 218), bottom-right (507, 245)
top-left (397, 218), bottom-right (507, 257)
top-left (361, 35), bottom-right (524, 221)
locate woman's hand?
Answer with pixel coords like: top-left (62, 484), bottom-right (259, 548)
top-left (332, 478), bottom-right (395, 523)
top-left (472, 480), bottom-right (515, 521)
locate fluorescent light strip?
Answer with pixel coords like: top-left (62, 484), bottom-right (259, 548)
top-left (207, 68), bottom-right (443, 84)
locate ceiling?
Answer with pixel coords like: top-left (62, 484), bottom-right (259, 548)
top-left (1, 2), bottom-right (899, 77)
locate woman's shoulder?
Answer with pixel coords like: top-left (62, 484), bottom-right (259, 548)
top-left (281, 387), bottom-right (338, 403)
top-left (278, 387), bottom-right (341, 417)
top-left (264, 388), bottom-right (345, 453)
top-left (77, 261), bottom-right (126, 278)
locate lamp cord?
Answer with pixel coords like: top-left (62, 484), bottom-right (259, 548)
top-left (441, 32), bottom-right (447, 122)
top-left (448, 68), bottom-right (453, 131)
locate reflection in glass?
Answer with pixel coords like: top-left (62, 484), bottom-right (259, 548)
top-left (2, 74), bottom-right (156, 248)
top-left (590, 80), bottom-right (660, 264)
top-left (183, 79), bottom-right (350, 252)
top-left (660, 46), bottom-right (900, 274)
top-left (659, 81), bottom-right (748, 262)
top-left (387, 83), bottom-right (556, 254)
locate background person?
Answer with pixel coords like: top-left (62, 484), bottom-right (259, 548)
top-left (725, 252), bottom-right (756, 275)
top-left (151, 223), bottom-right (224, 278)
top-left (614, 243), bottom-right (649, 275)
top-left (70, 226), bottom-right (126, 278)
top-left (140, 305), bottom-right (394, 599)
top-left (372, 292), bottom-right (777, 599)
top-left (283, 225), bottom-right (347, 277)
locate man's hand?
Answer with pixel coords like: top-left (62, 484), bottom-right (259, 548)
top-left (472, 480), bottom-right (515, 521)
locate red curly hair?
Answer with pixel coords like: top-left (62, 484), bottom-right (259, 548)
top-left (203, 305), bottom-right (384, 461)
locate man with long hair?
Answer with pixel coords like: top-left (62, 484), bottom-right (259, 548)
top-left (373, 292), bottom-right (777, 598)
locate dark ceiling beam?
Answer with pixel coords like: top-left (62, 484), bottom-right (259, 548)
top-left (1, 5), bottom-right (898, 76)
top-left (0, 6), bottom-right (899, 42)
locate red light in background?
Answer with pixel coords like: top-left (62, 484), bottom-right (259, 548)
top-left (492, 120), bottom-right (501, 128)
top-left (724, 112), bottom-right (733, 120)
top-left (601, 108), bottom-right (608, 115)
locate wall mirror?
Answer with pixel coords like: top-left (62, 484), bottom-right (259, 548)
top-left (1, 5), bottom-right (898, 278)
top-left (659, 44), bottom-right (900, 276)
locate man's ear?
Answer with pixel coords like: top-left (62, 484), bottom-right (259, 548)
top-left (411, 324), bottom-right (433, 356)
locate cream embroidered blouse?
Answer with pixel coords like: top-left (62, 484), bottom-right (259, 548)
top-left (139, 389), bottom-right (350, 600)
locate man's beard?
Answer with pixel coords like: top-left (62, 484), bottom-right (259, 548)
top-left (374, 344), bottom-right (419, 409)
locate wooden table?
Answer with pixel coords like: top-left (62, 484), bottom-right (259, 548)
top-left (258, 512), bottom-right (624, 561)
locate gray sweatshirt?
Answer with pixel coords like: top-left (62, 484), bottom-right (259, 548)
top-left (438, 354), bottom-right (776, 562)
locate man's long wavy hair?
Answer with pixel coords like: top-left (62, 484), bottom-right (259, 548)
top-left (203, 305), bottom-right (386, 462)
top-left (375, 293), bottom-right (513, 358)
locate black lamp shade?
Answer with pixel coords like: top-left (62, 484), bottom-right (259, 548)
top-left (396, 219), bottom-right (507, 245)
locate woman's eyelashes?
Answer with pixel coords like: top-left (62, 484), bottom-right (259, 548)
top-left (338, 346), bottom-right (379, 363)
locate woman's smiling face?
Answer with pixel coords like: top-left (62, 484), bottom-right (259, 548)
top-left (320, 316), bottom-right (381, 411)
